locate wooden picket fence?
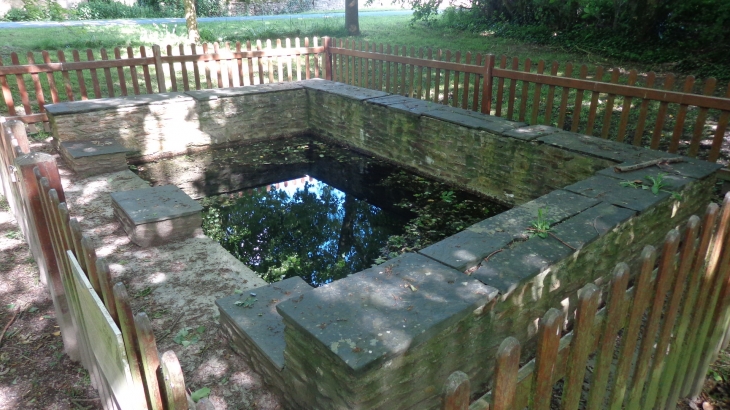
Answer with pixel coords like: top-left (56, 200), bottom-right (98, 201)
top-left (1, 37), bottom-right (729, 170)
top-left (328, 39), bottom-right (730, 166)
top-left (443, 196), bottom-right (730, 410)
top-left (0, 119), bottom-right (209, 409)
top-left (0, 37), bottom-right (325, 125)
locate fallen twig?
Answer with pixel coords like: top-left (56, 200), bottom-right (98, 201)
top-left (614, 157), bottom-right (684, 173)
top-left (0, 308), bottom-right (20, 348)
top-left (155, 312), bottom-right (185, 343)
top-left (548, 232), bottom-right (577, 251)
top-left (483, 249), bottom-right (504, 262)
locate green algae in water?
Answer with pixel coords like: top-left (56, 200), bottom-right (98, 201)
top-left (199, 137), bottom-right (507, 287)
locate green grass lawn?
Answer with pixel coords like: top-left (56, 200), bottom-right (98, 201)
top-left (0, 14), bottom-right (653, 72)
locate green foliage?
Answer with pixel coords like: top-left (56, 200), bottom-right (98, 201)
top-left (190, 387), bottom-right (211, 402)
top-left (1, 0), bottom-right (68, 21)
top-left (422, 0), bottom-right (730, 81)
top-left (529, 208), bottom-right (551, 239)
top-left (172, 326), bottom-right (205, 347)
top-left (619, 173), bottom-right (683, 200)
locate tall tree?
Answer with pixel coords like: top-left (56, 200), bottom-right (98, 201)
top-left (345, 0), bottom-right (360, 36)
top-left (184, 0), bottom-right (200, 43)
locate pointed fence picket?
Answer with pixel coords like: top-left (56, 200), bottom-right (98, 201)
top-left (443, 197), bottom-right (730, 409)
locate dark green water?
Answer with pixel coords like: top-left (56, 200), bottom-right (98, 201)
top-left (199, 136), bottom-right (507, 286)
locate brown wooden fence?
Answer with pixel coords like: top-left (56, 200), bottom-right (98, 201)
top-left (443, 196), bottom-right (730, 409)
top-left (0, 119), bottom-right (211, 409)
top-left (0, 38), bottom-right (325, 125)
top-left (328, 39), bottom-right (730, 166)
top-left (1, 36), bottom-right (729, 170)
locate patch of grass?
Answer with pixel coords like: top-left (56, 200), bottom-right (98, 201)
top-left (528, 207), bottom-right (551, 239)
top-left (5, 230), bottom-right (21, 240)
top-left (0, 196), bottom-right (9, 212)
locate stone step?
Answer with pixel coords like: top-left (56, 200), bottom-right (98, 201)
top-left (215, 277), bottom-right (313, 387)
top-left (58, 139), bottom-right (131, 178)
top-left (109, 185), bottom-right (203, 247)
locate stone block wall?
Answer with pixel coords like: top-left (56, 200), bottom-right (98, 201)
top-left (45, 79), bottom-right (721, 410)
top-left (47, 83), bottom-right (308, 162)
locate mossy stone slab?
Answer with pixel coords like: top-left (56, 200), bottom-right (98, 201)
top-left (420, 190), bottom-right (599, 271)
top-left (185, 82), bottom-right (304, 101)
top-left (549, 202), bottom-right (636, 250)
top-left (216, 276), bottom-right (313, 370)
top-left (538, 131), bottom-right (677, 163)
top-left (596, 165), bottom-right (695, 191)
top-left (421, 105), bottom-right (527, 134)
top-left (501, 124), bottom-right (562, 141)
top-left (60, 139), bottom-right (131, 158)
top-left (299, 80), bottom-right (389, 101)
top-left (563, 175), bottom-right (672, 212)
top-left (607, 158), bottom-right (722, 180)
top-left (418, 229), bottom-right (513, 271)
top-left (365, 94), bottom-right (440, 116)
top-left (45, 92), bottom-right (192, 115)
top-left (472, 235), bottom-right (574, 294)
top-left (110, 185), bottom-right (202, 225)
top-left (276, 253), bottom-right (498, 373)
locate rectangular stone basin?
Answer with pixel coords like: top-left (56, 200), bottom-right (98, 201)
top-left (46, 79), bottom-right (721, 409)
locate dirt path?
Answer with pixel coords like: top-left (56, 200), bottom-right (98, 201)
top-left (0, 194), bottom-right (100, 410)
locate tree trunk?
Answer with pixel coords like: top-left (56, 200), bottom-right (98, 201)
top-left (184, 0), bottom-right (200, 43)
top-left (345, 0), bottom-right (360, 36)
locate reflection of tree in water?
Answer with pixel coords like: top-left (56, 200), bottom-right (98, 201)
top-left (202, 181), bottom-right (403, 286)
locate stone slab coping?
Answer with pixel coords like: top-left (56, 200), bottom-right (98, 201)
top-left (565, 174), bottom-right (676, 212)
top-left (276, 252), bottom-right (498, 374)
top-left (363, 89), bottom-right (527, 134)
top-left (185, 82), bottom-right (304, 101)
top-left (109, 184), bottom-right (203, 225)
top-left (607, 157), bottom-right (723, 181)
top-left (60, 139), bottom-right (132, 159)
top-left (45, 92), bottom-right (193, 115)
top-left (419, 189), bottom-right (600, 271)
top-left (216, 276), bottom-right (313, 371)
top-left (298, 79), bottom-right (389, 101)
top-left (502, 124), bottom-right (562, 141)
top-left (549, 202), bottom-right (636, 251)
top-left (537, 131), bottom-right (679, 164)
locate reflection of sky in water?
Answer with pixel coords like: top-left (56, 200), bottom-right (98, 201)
top-left (210, 174), bottom-right (404, 287)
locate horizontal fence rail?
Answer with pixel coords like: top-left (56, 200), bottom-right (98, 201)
top-left (1, 36), bottom-right (729, 169)
top-left (444, 196), bottom-right (730, 409)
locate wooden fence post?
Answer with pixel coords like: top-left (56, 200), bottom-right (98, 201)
top-left (481, 54), bottom-right (495, 115)
top-left (323, 37), bottom-right (333, 81)
top-left (14, 153), bottom-right (61, 291)
top-left (443, 371), bottom-right (470, 410)
top-left (152, 45), bottom-right (167, 93)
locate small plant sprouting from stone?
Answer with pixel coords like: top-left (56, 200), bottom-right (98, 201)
top-left (620, 173), bottom-right (682, 200)
top-left (528, 208), bottom-right (552, 239)
top-left (234, 296), bottom-right (257, 308)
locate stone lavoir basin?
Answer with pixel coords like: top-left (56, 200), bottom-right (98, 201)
top-left (45, 79), bottom-right (721, 409)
